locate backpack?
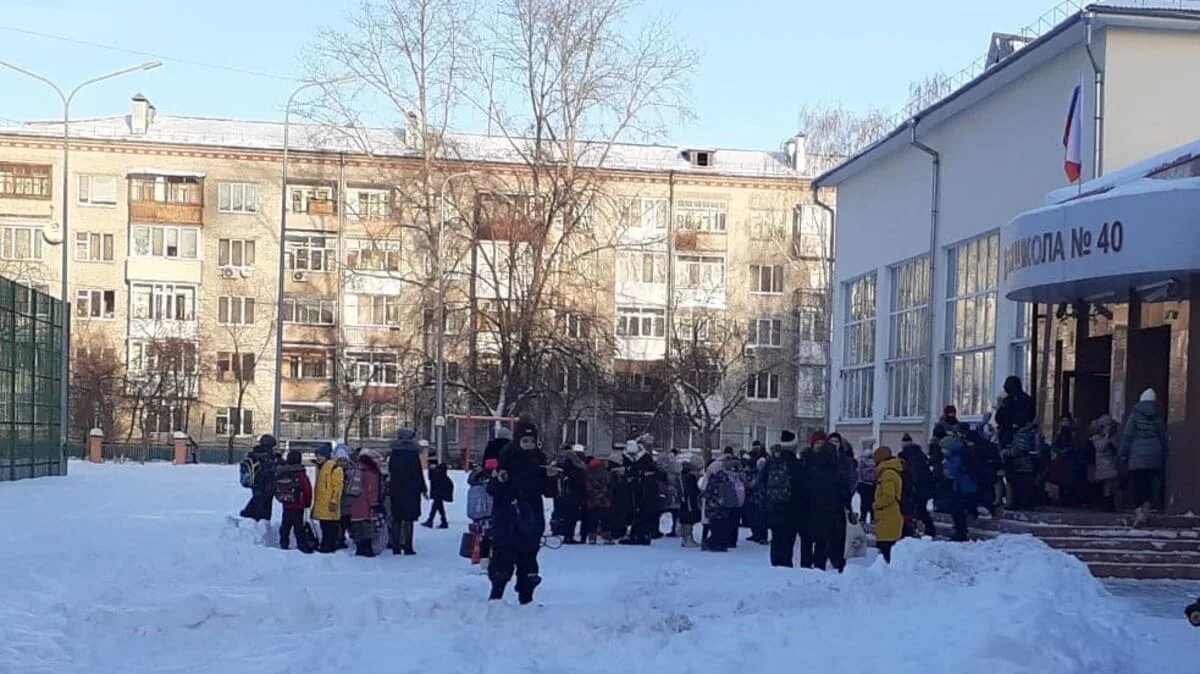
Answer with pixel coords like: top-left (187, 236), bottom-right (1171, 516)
top-left (274, 467), bottom-right (303, 505)
top-left (467, 482), bottom-right (494, 521)
top-left (765, 458), bottom-right (792, 506)
top-left (718, 470), bottom-right (745, 509)
top-left (343, 464), bottom-right (364, 498)
top-left (239, 455), bottom-right (260, 489)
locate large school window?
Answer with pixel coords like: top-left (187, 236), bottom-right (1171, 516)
top-left (840, 272), bottom-right (876, 420)
top-left (943, 233), bottom-right (999, 417)
top-left (885, 256), bottom-right (930, 419)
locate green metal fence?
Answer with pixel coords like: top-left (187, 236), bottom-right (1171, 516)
top-left (0, 278), bottom-right (64, 481)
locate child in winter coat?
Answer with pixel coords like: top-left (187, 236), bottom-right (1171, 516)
top-left (677, 460), bottom-right (702, 547)
top-left (583, 458), bottom-right (613, 544)
top-left (349, 449), bottom-right (385, 557)
top-left (872, 446), bottom-right (904, 563)
top-left (312, 445), bottom-right (345, 553)
top-left (423, 459), bottom-right (455, 529)
top-left (275, 449), bottom-right (313, 552)
top-left (856, 445), bottom-right (877, 524)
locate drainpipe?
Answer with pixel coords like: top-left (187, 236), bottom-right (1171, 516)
top-left (909, 119), bottom-right (940, 435)
top-left (1084, 13), bottom-right (1104, 179)
top-left (811, 184), bottom-right (836, 433)
top-left (665, 170), bottom-right (676, 452)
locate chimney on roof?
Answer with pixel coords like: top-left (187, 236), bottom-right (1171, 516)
top-left (986, 33), bottom-right (1031, 68)
top-left (131, 93), bottom-right (155, 135)
top-left (404, 111), bottom-right (422, 149)
top-left (785, 133), bottom-right (807, 173)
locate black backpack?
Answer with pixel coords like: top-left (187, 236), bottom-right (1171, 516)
top-left (239, 456), bottom-right (260, 489)
top-left (765, 458), bottom-right (792, 506)
top-left (275, 467), bottom-right (304, 505)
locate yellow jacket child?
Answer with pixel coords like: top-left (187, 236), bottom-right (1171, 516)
top-left (872, 447), bottom-right (904, 545)
top-left (313, 453), bottom-right (345, 522)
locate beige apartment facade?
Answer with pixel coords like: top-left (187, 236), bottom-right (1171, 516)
top-left (0, 96), bottom-right (828, 452)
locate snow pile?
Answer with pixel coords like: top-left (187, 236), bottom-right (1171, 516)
top-left (0, 462), bottom-right (1195, 674)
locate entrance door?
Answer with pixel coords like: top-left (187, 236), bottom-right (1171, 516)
top-left (1126, 326), bottom-right (1171, 419)
top-left (1074, 335), bottom-right (1113, 426)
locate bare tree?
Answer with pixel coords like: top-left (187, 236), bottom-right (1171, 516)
top-left (123, 337), bottom-right (201, 443)
top-left (206, 287), bottom-right (277, 462)
top-left (69, 327), bottom-right (124, 444)
top-left (905, 72), bottom-right (954, 117)
top-left (795, 103), bottom-right (893, 172)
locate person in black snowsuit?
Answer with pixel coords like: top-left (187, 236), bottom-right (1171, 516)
top-left (898, 433), bottom-right (936, 538)
top-left (422, 459), bottom-right (454, 529)
top-left (765, 431), bottom-right (807, 567)
top-left (482, 427), bottom-right (512, 465)
top-left (488, 420), bottom-right (558, 604)
top-left (621, 441), bottom-right (664, 545)
top-left (240, 434), bottom-right (279, 521)
top-left (389, 428), bottom-right (428, 555)
top-left (551, 447), bottom-right (588, 543)
top-left (996, 375), bottom-right (1037, 510)
top-left (806, 440), bottom-right (851, 572)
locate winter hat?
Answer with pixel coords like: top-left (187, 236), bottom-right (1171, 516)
top-left (780, 430), bottom-right (798, 449)
top-left (516, 420), bottom-right (539, 441)
top-left (396, 428), bottom-right (417, 442)
top-left (257, 434), bottom-right (277, 451)
top-left (943, 405), bottom-right (958, 417)
top-left (572, 444), bottom-right (586, 454)
top-left (873, 446), bottom-right (893, 464)
top-left (334, 443), bottom-right (351, 461)
top-left (901, 433), bottom-right (913, 443)
top-left (809, 431), bottom-right (827, 446)
top-left (418, 439), bottom-right (430, 448)
top-left (1140, 388), bottom-right (1157, 403)
top-left (484, 458), bottom-right (500, 472)
top-left (315, 445), bottom-right (333, 460)
top-left (495, 427), bottom-right (512, 440)
top-left (286, 449), bottom-right (302, 465)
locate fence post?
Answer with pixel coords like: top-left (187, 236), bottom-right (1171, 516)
top-left (173, 432), bottom-right (189, 465)
top-left (87, 428), bottom-right (104, 463)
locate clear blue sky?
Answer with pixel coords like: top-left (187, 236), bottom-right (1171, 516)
top-left (0, 0), bottom-right (1059, 150)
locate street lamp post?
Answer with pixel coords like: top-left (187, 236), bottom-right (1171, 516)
top-left (434, 172), bottom-right (476, 464)
top-left (272, 78), bottom-right (353, 440)
top-left (0, 60), bottom-right (161, 457)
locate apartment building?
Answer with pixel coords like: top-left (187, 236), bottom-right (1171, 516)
top-left (0, 95), bottom-right (828, 451)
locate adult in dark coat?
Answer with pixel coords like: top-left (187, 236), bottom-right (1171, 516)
top-left (552, 448), bottom-right (588, 543)
top-left (996, 375), bottom-right (1037, 509)
top-left (765, 431), bottom-right (807, 567)
top-left (898, 434), bottom-right (936, 538)
top-left (620, 441), bottom-right (664, 545)
top-left (239, 434), bottom-right (278, 521)
top-left (389, 428), bottom-right (428, 555)
top-left (806, 441), bottom-right (850, 572)
top-left (488, 420), bottom-right (557, 605)
top-left (422, 460), bottom-right (454, 529)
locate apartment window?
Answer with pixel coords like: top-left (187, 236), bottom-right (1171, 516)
top-left (349, 189), bottom-right (392, 218)
top-left (216, 407), bottom-right (254, 437)
top-left (286, 352), bottom-right (330, 379)
top-left (285, 234), bottom-right (336, 272)
top-left (74, 232), bottom-right (115, 262)
top-left (218, 239), bottom-right (256, 267)
top-left (345, 237), bottom-right (401, 272)
top-left (144, 406), bottom-right (186, 434)
top-left (347, 352), bottom-right (399, 386)
top-left (282, 296), bottom-right (336, 326)
top-left (677, 255), bottom-right (725, 290)
top-left (217, 182), bottom-right (259, 214)
top-left (886, 256), bottom-right (931, 419)
top-left (217, 296), bottom-right (256, 325)
top-left (747, 371), bottom-right (781, 401)
top-left (422, 307), bottom-right (465, 335)
top-left (750, 264), bottom-right (785, 294)
top-left (288, 185), bottom-right (334, 214)
top-left (618, 197), bottom-right (668, 230)
top-left (352, 294), bottom-right (402, 326)
top-left (216, 352), bottom-right (256, 382)
top-left (618, 371), bottom-right (660, 392)
top-left (793, 204), bottom-right (831, 259)
top-left (840, 273), bottom-right (877, 420)
top-left (675, 200), bottom-right (727, 232)
top-left (128, 340), bottom-right (198, 374)
top-left (0, 226), bottom-right (43, 260)
top-left (130, 176), bottom-right (202, 204)
top-left (748, 317), bottom-right (783, 348)
top-left (563, 312), bottom-right (590, 339)
top-left (75, 290), bottom-right (116, 319)
top-left (796, 365), bottom-right (827, 418)
top-left (1010, 302), bottom-right (1033, 387)
top-left (130, 225), bottom-right (199, 259)
top-left (749, 210), bottom-right (786, 241)
top-left (562, 419), bottom-right (590, 447)
top-left (78, 175), bottom-right (118, 206)
top-left (675, 309), bottom-right (716, 343)
top-left (421, 360), bottom-right (461, 384)
top-left (0, 163), bottom-right (51, 199)
top-left (618, 251), bottom-right (667, 285)
top-left (944, 233), bottom-right (999, 417)
top-left (131, 283), bottom-right (196, 321)
top-left (616, 306), bottom-right (665, 338)
top-left (357, 412), bottom-right (399, 440)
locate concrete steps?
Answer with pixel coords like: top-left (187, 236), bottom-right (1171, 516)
top-left (932, 510), bottom-right (1200, 579)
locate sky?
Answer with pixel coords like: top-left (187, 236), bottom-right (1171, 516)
top-left (0, 0), bottom-right (1065, 151)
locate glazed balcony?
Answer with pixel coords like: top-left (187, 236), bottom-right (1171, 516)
top-left (128, 173), bottom-right (204, 225)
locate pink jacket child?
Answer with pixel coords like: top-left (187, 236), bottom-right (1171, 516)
top-left (349, 450), bottom-right (384, 556)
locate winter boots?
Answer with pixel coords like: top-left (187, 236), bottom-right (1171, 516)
top-left (392, 521), bottom-right (417, 555)
top-left (586, 533), bottom-right (598, 544)
top-left (680, 524), bottom-right (699, 548)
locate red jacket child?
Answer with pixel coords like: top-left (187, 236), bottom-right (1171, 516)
top-left (275, 451), bottom-right (313, 511)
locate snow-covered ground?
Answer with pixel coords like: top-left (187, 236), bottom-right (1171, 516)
top-left (2, 461), bottom-right (1198, 674)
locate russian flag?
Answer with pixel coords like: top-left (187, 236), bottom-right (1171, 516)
top-left (1063, 81), bottom-right (1083, 182)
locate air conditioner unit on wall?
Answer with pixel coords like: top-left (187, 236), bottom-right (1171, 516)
top-left (292, 271), bottom-right (308, 282)
top-left (239, 267), bottom-right (252, 279)
top-left (219, 267), bottom-right (236, 279)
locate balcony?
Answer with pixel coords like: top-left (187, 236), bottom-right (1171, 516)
top-left (129, 200), bottom-right (203, 225)
top-left (674, 230), bottom-right (726, 253)
top-left (128, 173), bottom-right (204, 225)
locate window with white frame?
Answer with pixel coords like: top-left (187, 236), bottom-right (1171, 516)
top-left (748, 317), bottom-right (783, 348)
top-left (618, 250), bottom-right (667, 284)
top-left (750, 264), bottom-right (785, 294)
top-left (677, 255), bottom-right (724, 290)
top-left (793, 204), bottom-right (831, 259)
top-left (885, 256), bottom-right (930, 419)
top-left (840, 273), bottom-right (877, 420)
top-left (143, 405), bottom-right (187, 434)
top-left (78, 175), bottom-right (118, 206)
top-left (749, 210), bottom-right (786, 241)
top-left (128, 340), bottom-right (197, 373)
top-left (216, 407), bottom-right (254, 437)
top-left (944, 233), bottom-right (999, 417)
top-left (675, 309), bottom-right (716, 343)
top-left (0, 226), bottom-right (43, 260)
top-left (347, 351), bottom-right (399, 386)
top-left (288, 185), bottom-right (335, 214)
top-left (747, 371), bottom-right (781, 401)
top-left (218, 238), bottom-right (256, 267)
top-left (1010, 302), bottom-right (1033, 386)
top-left (74, 232), bottom-right (114, 262)
top-left (217, 296), bottom-right (255, 325)
top-left (422, 307), bottom-right (466, 335)
top-left (285, 233), bottom-right (336, 272)
top-left (562, 419), bottom-right (590, 447)
top-left (217, 182), bottom-right (259, 214)
top-left (285, 352), bottom-right (330, 379)
top-left (744, 423), bottom-right (768, 446)
top-left (562, 312), bottom-right (590, 339)
top-left (282, 296), bottom-right (336, 325)
top-left (618, 196), bottom-right (668, 230)
top-left (344, 237), bottom-right (401, 272)
top-left (675, 200), bottom-right (728, 232)
top-left (131, 283), bottom-right (196, 321)
top-left (350, 294), bottom-right (402, 326)
top-left (616, 306), bottom-right (666, 338)
top-left (75, 289), bottom-right (115, 319)
top-left (357, 411), bottom-right (400, 440)
top-left (130, 225), bottom-right (199, 259)
top-left (216, 352), bottom-right (256, 382)
top-left (348, 188), bottom-right (392, 218)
